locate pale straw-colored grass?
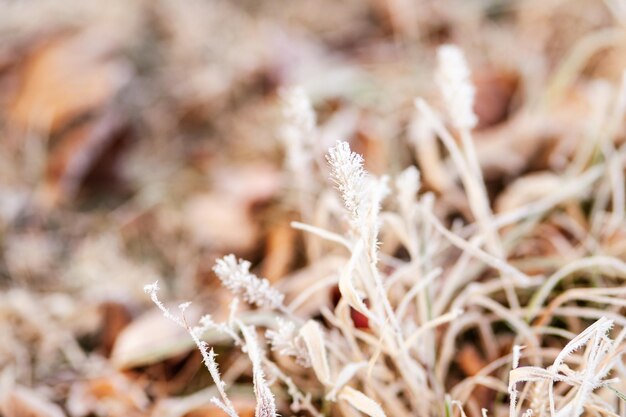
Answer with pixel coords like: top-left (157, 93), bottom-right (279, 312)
top-left (148, 44), bottom-right (626, 417)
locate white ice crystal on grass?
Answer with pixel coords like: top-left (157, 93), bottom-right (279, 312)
top-left (266, 318), bottom-right (311, 367)
top-left (326, 141), bottom-right (389, 255)
top-left (280, 86), bottom-right (316, 184)
top-left (395, 166), bottom-right (420, 210)
top-left (280, 86), bottom-right (316, 145)
top-left (143, 66), bottom-right (626, 417)
top-left (326, 141), bottom-right (369, 229)
top-left (436, 44), bottom-right (478, 130)
top-left (512, 345), bottom-right (524, 369)
top-left (143, 282), bottom-right (239, 417)
top-left (213, 255), bottom-right (285, 309)
top-left (240, 324), bottom-right (278, 417)
top-left (508, 317), bottom-right (618, 417)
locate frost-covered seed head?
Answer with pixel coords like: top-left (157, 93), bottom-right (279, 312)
top-left (436, 44), bottom-right (478, 130)
top-left (326, 141), bottom-right (368, 226)
top-left (213, 255), bottom-right (285, 309)
top-left (396, 166), bottom-right (420, 215)
top-left (280, 86), bottom-right (316, 137)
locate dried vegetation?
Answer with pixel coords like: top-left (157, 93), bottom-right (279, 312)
top-left (0, 1), bottom-right (626, 417)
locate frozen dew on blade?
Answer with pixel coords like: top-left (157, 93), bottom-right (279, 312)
top-left (213, 254), bottom-right (285, 309)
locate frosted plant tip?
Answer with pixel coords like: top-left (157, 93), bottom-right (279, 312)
top-left (512, 345), bottom-right (525, 369)
top-left (213, 254), bottom-right (285, 309)
top-left (178, 301), bottom-right (192, 312)
top-left (143, 281), bottom-right (159, 294)
top-left (436, 44), bottom-right (478, 130)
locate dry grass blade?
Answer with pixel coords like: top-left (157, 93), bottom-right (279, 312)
top-left (299, 320), bottom-right (332, 386)
top-left (339, 386), bottom-right (387, 417)
top-left (239, 324), bottom-right (278, 417)
top-left (5, 2), bottom-right (626, 417)
top-left (508, 317), bottom-right (623, 417)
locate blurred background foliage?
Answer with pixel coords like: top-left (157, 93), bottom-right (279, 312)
top-left (0, 0), bottom-right (625, 416)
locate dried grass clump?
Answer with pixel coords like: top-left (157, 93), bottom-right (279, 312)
top-left (148, 44), bottom-right (626, 417)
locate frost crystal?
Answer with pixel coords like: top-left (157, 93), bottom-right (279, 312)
top-left (213, 255), bottom-right (284, 309)
top-left (266, 318), bottom-right (311, 367)
top-left (436, 44), bottom-right (478, 130)
top-left (326, 141), bottom-right (368, 227)
top-left (240, 324), bottom-right (278, 417)
top-left (326, 141), bottom-right (388, 241)
top-left (280, 86), bottom-right (316, 142)
top-left (280, 86), bottom-right (316, 177)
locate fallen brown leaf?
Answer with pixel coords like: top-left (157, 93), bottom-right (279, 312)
top-left (261, 220), bottom-right (297, 283)
top-left (4, 29), bottom-right (133, 206)
top-left (111, 305), bottom-right (206, 370)
top-left (66, 374), bottom-right (149, 417)
top-left (212, 163), bottom-right (282, 206)
top-left (182, 194), bottom-right (259, 252)
top-left (474, 68), bottom-right (519, 130)
top-left (39, 109), bottom-right (130, 205)
top-left (98, 301), bottom-right (134, 357)
top-left (7, 31), bottom-right (130, 133)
